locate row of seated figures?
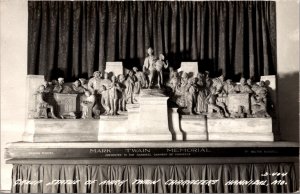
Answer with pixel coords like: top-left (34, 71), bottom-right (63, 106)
top-left (24, 61), bottom-right (276, 142)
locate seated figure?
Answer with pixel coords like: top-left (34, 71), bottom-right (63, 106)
top-left (53, 77), bottom-right (72, 93)
top-left (235, 77), bottom-right (253, 94)
top-left (206, 87), bottom-right (230, 117)
top-left (72, 80), bottom-right (86, 94)
top-left (223, 79), bottom-right (236, 95)
top-left (36, 85), bottom-right (57, 119)
top-left (251, 81), bottom-right (269, 117)
top-left (79, 78), bottom-right (88, 90)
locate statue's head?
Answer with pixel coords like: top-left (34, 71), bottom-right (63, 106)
top-left (84, 90), bottom-right (91, 97)
top-left (52, 80), bottom-right (58, 85)
top-left (226, 79), bottom-right (233, 85)
top-left (169, 67), bottom-right (174, 72)
top-left (111, 75), bottom-right (117, 83)
top-left (103, 72), bottom-right (109, 79)
top-left (74, 80), bottom-right (81, 87)
top-left (219, 75), bottom-right (225, 82)
top-left (247, 79), bottom-right (253, 86)
top-left (43, 81), bottom-right (49, 87)
top-left (198, 79), bottom-right (204, 86)
top-left (133, 67), bottom-right (138, 72)
top-left (93, 71), bottom-right (101, 78)
top-left (240, 77), bottom-right (246, 85)
top-left (79, 78), bottom-right (87, 85)
top-left (159, 54), bottom-right (165, 60)
top-left (181, 72), bottom-right (188, 79)
top-left (205, 71), bottom-right (210, 77)
top-left (39, 85), bottom-right (46, 92)
top-left (147, 47), bottom-right (154, 55)
top-left (197, 72), bottom-right (204, 78)
top-left (128, 70), bottom-right (134, 76)
top-left (118, 74), bottom-right (125, 82)
top-left (259, 81), bottom-right (266, 87)
top-left (58, 77), bottom-right (64, 85)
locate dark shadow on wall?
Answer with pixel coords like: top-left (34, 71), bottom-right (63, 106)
top-left (277, 72), bottom-right (299, 142)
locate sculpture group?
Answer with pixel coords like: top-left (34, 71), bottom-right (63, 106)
top-left (34, 47), bottom-right (271, 119)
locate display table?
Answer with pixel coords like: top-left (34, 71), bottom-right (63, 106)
top-left (6, 141), bottom-right (299, 193)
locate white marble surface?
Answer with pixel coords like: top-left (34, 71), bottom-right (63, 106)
top-left (178, 62), bottom-right (198, 77)
top-left (105, 61), bottom-right (124, 76)
top-left (207, 117), bottom-right (274, 141)
top-left (168, 108), bottom-right (183, 140)
top-left (180, 115), bottom-right (207, 140)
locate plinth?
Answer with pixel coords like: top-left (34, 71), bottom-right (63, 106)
top-left (207, 117), bottom-right (274, 141)
top-left (180, 115), bottom-right (207, 140)
top-left (97, 89), bottom-right (173, 141)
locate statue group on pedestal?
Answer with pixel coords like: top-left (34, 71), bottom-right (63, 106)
top-left (166, 70), bottom-right (270, 118)
top-left (34, 47), bottom-right (271, 119)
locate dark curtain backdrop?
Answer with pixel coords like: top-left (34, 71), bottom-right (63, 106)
top-left (12, 163), bottom-right (297, 193)
top-left (28, 1), bottom-right (277, 81)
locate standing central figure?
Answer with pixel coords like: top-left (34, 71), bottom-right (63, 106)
top-left (143, 47), bottom-right (157, 88)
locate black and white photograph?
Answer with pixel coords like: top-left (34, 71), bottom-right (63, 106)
top-left (0, 0), bottom-right (299, 193)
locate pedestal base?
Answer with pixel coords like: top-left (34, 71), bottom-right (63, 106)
top-left (207, 117), bottom-right (274, 141)
top-left (23, 119), bottom-right (99, 142)
top-left (180, 115), bottom-right (207, 140)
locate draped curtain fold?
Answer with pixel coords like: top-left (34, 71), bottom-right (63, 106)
top-left (12, 163), bottom-right (297, 193)
top-left (27, 1), bottom-right (276, 81)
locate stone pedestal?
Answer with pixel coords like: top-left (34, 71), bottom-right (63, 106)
top-left (168, 108), bottom-right (183, 140)
top-left (178, 62), bottom-right (198, 77)
top-left (105, 62), bottom-right (124, 77)
top-left (180, 115), bottom-right (207, 140)
top-left (98, 115), bottom-right (128, 141)
top-left (207, 117), bottom-right (274, 141)
top-left (26, 75), bottom-right (45, 118)
top-left (101, 90), bottom-right (173, 141)
top-left (23, 119), bottom-right (99, 142)
top-left (139, 92), bottom-right (169, 134)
